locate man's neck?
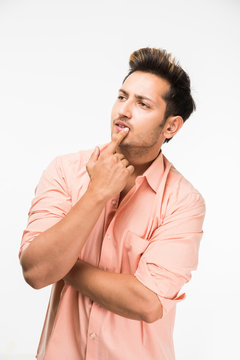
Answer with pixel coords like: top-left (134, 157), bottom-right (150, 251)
top-left (117, 146), bottom-right (162, 178)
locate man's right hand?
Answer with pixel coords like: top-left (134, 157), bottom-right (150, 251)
top-left (86, 129), bottom-right (135, 201)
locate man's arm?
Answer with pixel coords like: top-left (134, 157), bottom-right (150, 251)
top-left (20, 129), bottom-right (134, 289)
top-left (64, 189), bottom-right (206, 323)
top-left (64, 260), bottom-right (163, 323)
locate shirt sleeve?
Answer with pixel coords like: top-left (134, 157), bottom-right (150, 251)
top-left (134, 191), bottom-right (206, 319)
top-left (19, 156), bottom-right (72, 259)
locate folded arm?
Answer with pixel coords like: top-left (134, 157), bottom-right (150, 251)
top-left (64, 190), bottom-right (206, 323)
top-left (64, 260), bottom-right (163, 323)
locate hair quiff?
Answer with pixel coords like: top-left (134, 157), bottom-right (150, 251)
top-left (122, 47), bottom-right (196, 143)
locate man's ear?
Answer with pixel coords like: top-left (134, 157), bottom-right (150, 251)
top-left (163, 115), bottom-right (183, 141)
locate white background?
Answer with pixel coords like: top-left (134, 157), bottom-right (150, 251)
top-left (0, 0), bottom-right (239, 359)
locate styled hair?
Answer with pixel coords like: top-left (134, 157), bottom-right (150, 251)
top-left (122, 47), bottom-right (196, 143)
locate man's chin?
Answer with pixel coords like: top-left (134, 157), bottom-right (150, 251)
top-left (118, 141), bottom-right (132, 151)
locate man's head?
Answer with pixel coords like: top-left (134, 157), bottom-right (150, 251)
top-left (111, 47), bottom-right (195, 160)
top-left (123, 47), bottom-right (196, 144)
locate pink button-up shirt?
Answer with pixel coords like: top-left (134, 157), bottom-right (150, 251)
top-left (19, 144), bottom-right (206, 360)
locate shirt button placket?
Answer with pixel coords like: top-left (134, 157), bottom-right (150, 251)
top-left (85, 303), bottom-right (104, 360)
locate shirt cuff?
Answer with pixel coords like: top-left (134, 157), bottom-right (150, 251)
top-left (134, 261), bottom-right (186, 318)
top-left (18, 231), bottom-right (41, 259)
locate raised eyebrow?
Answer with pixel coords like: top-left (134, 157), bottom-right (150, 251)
top-left (118, 89), bottom-right (129, 97)
top-left (118, 88), bottom-right (155, 105)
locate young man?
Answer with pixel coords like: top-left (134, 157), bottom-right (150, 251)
top-left (19, 47), bottom-right (206, 360)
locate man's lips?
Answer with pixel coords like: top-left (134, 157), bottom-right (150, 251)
top-left (115, 120), bottom-right (130, 132)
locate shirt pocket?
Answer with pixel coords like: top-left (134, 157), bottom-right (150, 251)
top-left (121, 230), bottom-right (149, 274)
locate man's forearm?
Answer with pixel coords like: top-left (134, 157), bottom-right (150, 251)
top-left (64, 260), bottom-right (163, 323)
top-left (20, 187), bottom-right (106, 289)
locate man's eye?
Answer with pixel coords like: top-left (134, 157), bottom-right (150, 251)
top-left (118, 95), bottom-right (125, 100)
top-left (139, 102), bottom-right (149, 108)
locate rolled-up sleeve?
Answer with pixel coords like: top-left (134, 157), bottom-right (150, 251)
top-left (134, 191), bottom-right (206, 318)
top-left (19, 156), bottom-right (72, 258)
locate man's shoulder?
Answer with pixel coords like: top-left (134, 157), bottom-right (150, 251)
top-left (57, 147), bottom-right (94, 168)
top-left (46, 147), bottom-right (95, 187)
top-left (164, 157), bottom-right (205, 208)
top-left (57, 143), bottom-right (107, 168)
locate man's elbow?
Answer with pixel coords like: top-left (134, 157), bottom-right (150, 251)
top-left (142, 300), bottom-right (163, 323)
top-left (22, 268), bottom-right (46, 289)
top-left (20, 251), bottom-right (49, 289)
top-left (20, 257), bottom-right (48, 289)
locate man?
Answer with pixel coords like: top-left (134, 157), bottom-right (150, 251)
top-left (19, 47), bottom-right (206, 360)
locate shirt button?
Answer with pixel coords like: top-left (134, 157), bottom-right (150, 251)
top-left (111, 199), bottom-right (117, 205)
top-left (107, 234), bottom-right (111, 239)
top-left (90, 332), bottom-right (96, 339)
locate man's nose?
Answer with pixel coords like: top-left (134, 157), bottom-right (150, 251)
top-left (118, 100), bottom-right (132, 119)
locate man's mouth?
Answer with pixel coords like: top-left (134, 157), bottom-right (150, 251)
top-left (115, 121), bottom-right (130, 132)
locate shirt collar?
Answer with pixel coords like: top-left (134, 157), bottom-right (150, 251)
top-left (138, 149), bottom-right (165, 193)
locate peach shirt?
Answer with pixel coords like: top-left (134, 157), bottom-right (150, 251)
top-left (19, 144), bottom-right (206, 360)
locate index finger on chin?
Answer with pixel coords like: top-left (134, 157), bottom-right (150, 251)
top-left (105, 129), bottom-right (129, 154)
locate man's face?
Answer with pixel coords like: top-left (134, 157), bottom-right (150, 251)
top-left (111, 71), bottom-right (170, 152)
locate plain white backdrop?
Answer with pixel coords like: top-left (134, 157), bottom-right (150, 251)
top-left (0, 0), bottom-right (239, 359)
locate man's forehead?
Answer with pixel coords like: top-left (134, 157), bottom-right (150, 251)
top-left (121, 71), bottom-right (170, 102)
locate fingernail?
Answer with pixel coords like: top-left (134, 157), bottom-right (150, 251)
top-left (124, 128), bottom-right (129, 132)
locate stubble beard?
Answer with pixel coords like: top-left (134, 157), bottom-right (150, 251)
top-left (117, 126), bottom-right (164, 158)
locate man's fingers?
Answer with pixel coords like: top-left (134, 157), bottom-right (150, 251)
top-left (105, 129), bottom-right (129, 155)
top-left (114, 153), bottom-right (125, 160)
top-left (88, 146), bottom-right (100, 164)
top-left (120, 158), bottom-right (129, 167)
top-left (126, 164), bottom-right (135, 175)
top-left (113, 129), bottom-right (129, 148)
